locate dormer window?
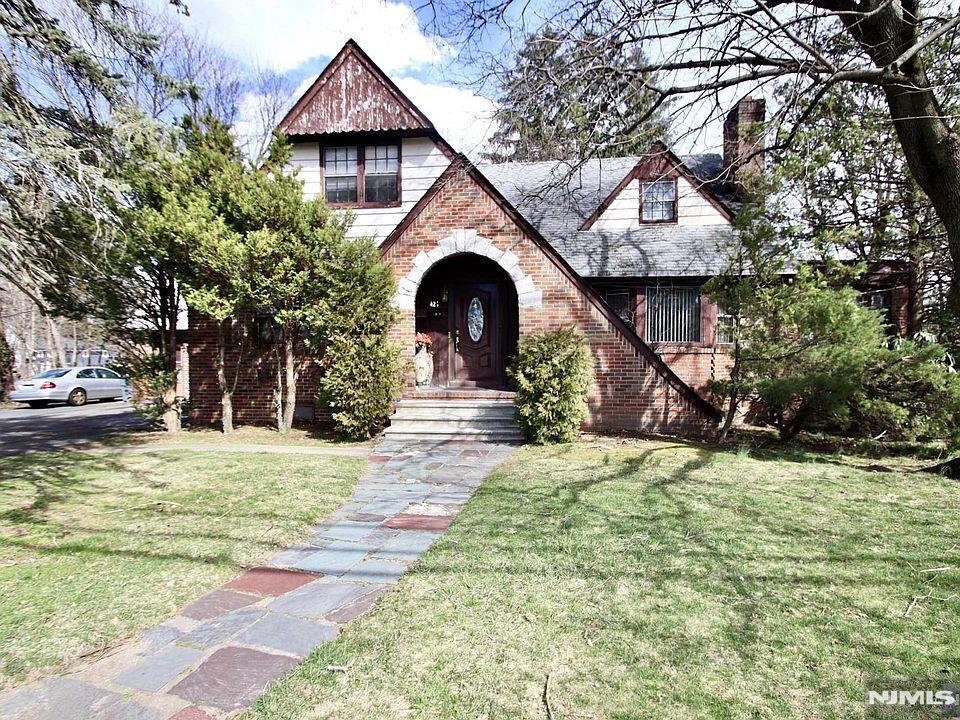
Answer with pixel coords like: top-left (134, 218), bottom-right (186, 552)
top-left (323, 142), bottom-right (400, 207)
top-left (641, 179), bottom-right (677, 223)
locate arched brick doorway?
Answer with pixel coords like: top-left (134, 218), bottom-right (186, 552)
top-left (415, 254), bottom-right (519, 389)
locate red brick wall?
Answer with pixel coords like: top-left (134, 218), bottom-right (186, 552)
top-left (384, 167), bottom-right (717, 436)
top-left (187, 312), bottom-right (322, 427)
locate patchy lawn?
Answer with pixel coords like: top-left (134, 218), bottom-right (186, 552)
top-left (0, 449), bottom-right (363, 689)
top-left (109, 424), bottom-right (374, 449)
top-left (249, 439), bottom-right (959, 720)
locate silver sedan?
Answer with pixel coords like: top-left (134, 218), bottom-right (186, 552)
top-left (8, 367), bottom-right (127, 408)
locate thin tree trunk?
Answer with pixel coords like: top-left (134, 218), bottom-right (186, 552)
top-left (282, 339), bottom-right (298, 433)
top-left (717, 338), bottom-right (743, 443)
top-left (274, 345), bottom-right (284, 433)
top-left (216, 319), bottom-right (234, 434)
top-left (46, 316), bottom-right (66, 367)
top-left (160, 272), bottom-right (181, 433)
top-left (161, 383), bottom-right (180, 432)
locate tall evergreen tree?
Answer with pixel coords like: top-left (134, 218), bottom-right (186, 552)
top-left (484, 29), bottom-right (669, 162)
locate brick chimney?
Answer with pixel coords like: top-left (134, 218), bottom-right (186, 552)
top-left (723, 96), bottom-right (766, 183)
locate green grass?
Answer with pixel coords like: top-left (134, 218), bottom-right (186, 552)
top-left (248, 439), bottom-right (960, 720)
top-left (108, 424), bottom-right (374, 449)
top-left (0, 449), bottom-right (363, 688)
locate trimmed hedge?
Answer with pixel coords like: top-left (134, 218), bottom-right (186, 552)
top-left (507, 327), bottom-right (592, 444)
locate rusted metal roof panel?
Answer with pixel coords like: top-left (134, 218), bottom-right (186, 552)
top-left (279, 40), bottom-right (434, 136)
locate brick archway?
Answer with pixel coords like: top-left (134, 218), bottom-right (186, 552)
top-left (393, 229), bottom-right (543, 310)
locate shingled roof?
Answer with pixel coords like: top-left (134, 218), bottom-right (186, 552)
top-left (479, 155), bottom-right (740, 278)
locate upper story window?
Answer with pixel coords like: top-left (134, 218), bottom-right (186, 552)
top-left (646, 286), bottom-right (701, 343)
top-left (364, 145), bottom-right (399, 202)
top-left (324, 146), bottom-right (358, 203)
top-left (323, 143), bottom-right (399, 206)
top-left (641, 179), bottom-right (677, 223)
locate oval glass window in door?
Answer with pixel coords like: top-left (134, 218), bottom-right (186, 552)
top-left (467, 297), bottom-right (484, 341)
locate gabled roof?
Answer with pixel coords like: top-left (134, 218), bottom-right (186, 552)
top-left (278, 39), bottom-right (435, 136)
top-left (579, 144), bottom-right (735, 230)
top-left (479, 151), bottom-right (740, 278)
top-left (382, 155), bottom-right (722, 422)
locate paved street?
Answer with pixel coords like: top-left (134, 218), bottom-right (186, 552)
top-left (0, 401), bottom-right (151, 456)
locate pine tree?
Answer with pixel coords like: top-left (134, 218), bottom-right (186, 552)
top-left (484, 29), bottom-right (669, 162)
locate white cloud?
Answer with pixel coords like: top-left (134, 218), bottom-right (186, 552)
top-left (160, 0), bottom-right (448, 73)
top-left (394, 77), bottom-right (498, 159)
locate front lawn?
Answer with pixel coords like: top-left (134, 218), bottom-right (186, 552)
top-left (0, 449), bottom-right (363, 688)
top-left (249, 440), bottom-right (960, 720)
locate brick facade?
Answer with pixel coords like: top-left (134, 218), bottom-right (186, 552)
top-left (187, 165), bottom-right (720, 435)
top-left (188, 313), bottom-right (322, 427)
top-left (384, 165), bottom-right (718, 436)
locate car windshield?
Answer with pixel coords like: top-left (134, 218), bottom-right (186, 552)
top-left (32, 369), bottom-right (70, 379)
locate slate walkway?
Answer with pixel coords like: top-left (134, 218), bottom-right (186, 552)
top-left (0, 439), bottom-right (516, 720)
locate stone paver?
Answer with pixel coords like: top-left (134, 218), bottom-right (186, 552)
top-left (180, 589), bottom-right (258, 621)
top-left (167, 708), bottom-right (216, 720)
top-left (170, 647), bottom-right (297, 711)
top-left (223, 567), bottom-right (315, 596)
top-left (237, 614), bottom-right (339, 656)
top-left (269, 579), bottom-right (374, 618)
top-left (179, 607), bottom-right (265, 649)
top-left (115, 645), bottom-right (205, 692)
top-left (0, 438), bottom-right (515, 718)
top-left (341, 558), bottom-right (408, 584)
top-left (383, 513), bottom-right (456, 531)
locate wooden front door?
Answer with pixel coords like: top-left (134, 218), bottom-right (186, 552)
top-left (450, 282), bottom-right (500, 386)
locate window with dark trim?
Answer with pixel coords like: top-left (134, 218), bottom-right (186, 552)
top-left (323, 143), bottom-right (399, 206)
top-left (716, 305), bottom-right (735, 345)
top-left (645, 286), bottom-right (700, 343)
top-left (604, 289), bottom-right (634, 329)
top-left (641, 179), bottom-right (677, 223)
top-left (255, 313), bottom-right (280, 345)
top-left (323, 146), bottom-right (358, 203)
top-left (364, 145), bottom-right (399, 202)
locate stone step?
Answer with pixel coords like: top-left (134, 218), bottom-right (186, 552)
top-left (386, 398), bottom-right (523, 443)
top-left (383, 428), bottom-right (524, 442)
top-left (390, 407), bottom-right (517, 421)
top-left (387, 418), bottom-right (519, 433)
top-left (399, 399), bottom-right (517, 408)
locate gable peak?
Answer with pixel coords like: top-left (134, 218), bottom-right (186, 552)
top-left (277, 40), bottom-right (434, 136)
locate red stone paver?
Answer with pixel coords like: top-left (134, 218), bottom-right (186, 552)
top-left (167, 707), bottom-right (217, 720)
top-left (382, 513), bottom-right (455, 531)
top-left (171, 647), bottom-right (297, 711)
top-left (180, 589), bottom-right (258, 621)
top-left (223, 567), bottom-right (316, 596)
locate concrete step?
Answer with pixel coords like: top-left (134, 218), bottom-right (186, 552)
top-left (383, 428), bottom-right (524, 442)
top-left (386, 398), bottom-right (524, 443)
top-left (387, 418), bottom-right (519, 433)
top-left (390, 407), bottom-right (517, 421)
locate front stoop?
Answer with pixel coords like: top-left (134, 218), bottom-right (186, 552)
top-left (385, 398), bottom-right (524, 443)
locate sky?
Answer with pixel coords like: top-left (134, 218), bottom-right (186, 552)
top-left (145, 0), bottom-right (735, 160)
top-left (147, 0), bottom-right (500, 159)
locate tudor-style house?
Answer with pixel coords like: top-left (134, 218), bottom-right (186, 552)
top-left (187, 39), bottom-right (910, 438)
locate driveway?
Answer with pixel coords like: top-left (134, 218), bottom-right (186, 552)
top-left (0, 401), bottom-right (151, 456)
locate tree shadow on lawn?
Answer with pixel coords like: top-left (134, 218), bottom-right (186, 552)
top-left (0, 451), bottom-right (317, 568)
top-left (412, 444), bottom-right (958, 680)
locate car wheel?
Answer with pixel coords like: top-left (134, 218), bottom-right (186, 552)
top-left (26, 401), bottom-right (48, 408)
top-left (67, 388), bottom-right (87, 406)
